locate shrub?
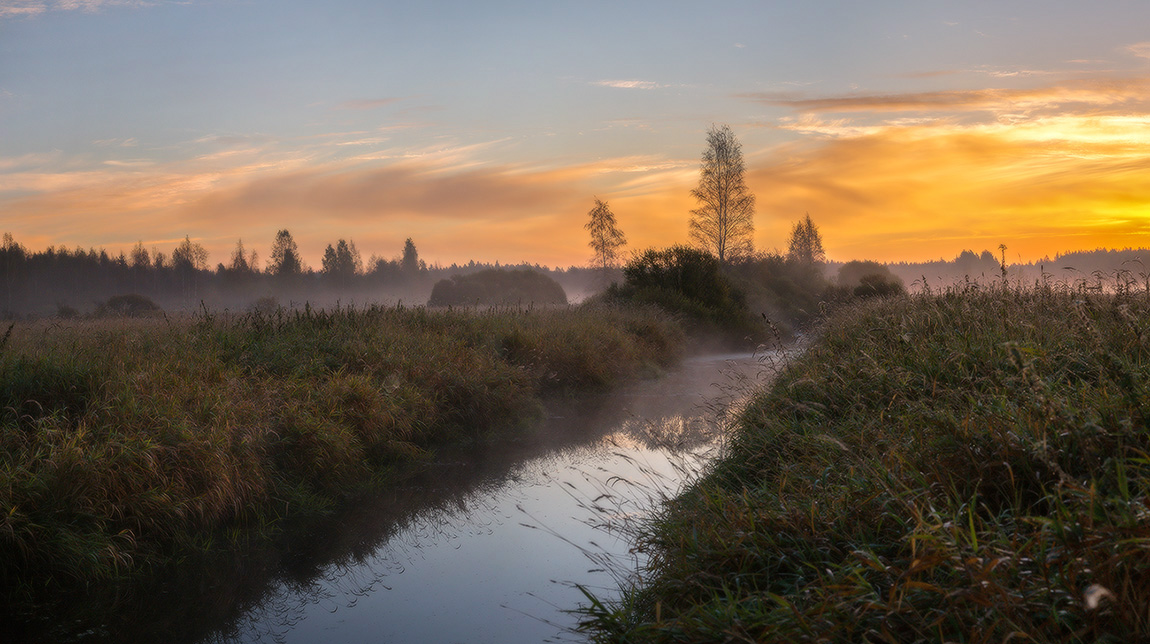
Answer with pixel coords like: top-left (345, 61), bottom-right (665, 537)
top-left (607, 246), bottom-right (759, 341)
top-left (55, 303), bottom-right (80, 319)
top-left (249, 296), bottom-right (280, 315)
top-left (427, 268), bottom-right (567, 307)
top-left (726, 252), bottom-right (831, 330)
top-left (95, 294), bottom-right (161, 317)
top-left (853, 272), bottom-right (906, 298)
top-left (837, 260), bottom-right (905, 299)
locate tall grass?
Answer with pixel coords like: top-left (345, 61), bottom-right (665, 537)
top-left (0, 303), bottom-right (683, 602)
top-left (581, 282), bottom-right (1150, 643)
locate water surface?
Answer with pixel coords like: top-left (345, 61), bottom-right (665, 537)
top-left (202, 351), bottom-right (782, 643)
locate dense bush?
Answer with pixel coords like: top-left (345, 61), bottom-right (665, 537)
top-left (725, 252), bottom-right (831, 330)
top-left (427, 268), bottom-right (567, 306)
top-left (853, 272), bottom-right (906, 298)
top-left (836, 259), bottom-right (906, 299)
top-left (95, 294), bottom-right (162, 317)
top-left (606, 246), bottom-right (761, 341)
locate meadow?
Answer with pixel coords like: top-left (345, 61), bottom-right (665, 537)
top-left (0, 303), bottom-right (684, 604)
top-left (581, 282), bottom-right (1150, 643)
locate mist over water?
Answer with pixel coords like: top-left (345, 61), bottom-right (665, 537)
top-left (204, 351), bottom-right (784, 643)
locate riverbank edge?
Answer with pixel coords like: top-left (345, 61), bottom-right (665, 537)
top-left (580, 285), bottom-right (1150, 642)
top-left (0, 303), bottom-right (690, 617)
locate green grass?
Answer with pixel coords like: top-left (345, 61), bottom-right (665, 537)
top-left (0, 303), bottom-right (683, 601)
top-left (580, 282), bottom-right (1150, 643)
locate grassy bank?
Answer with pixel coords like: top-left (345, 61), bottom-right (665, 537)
top-left (582, 284), bottom-right (1150, 642)
top-left (0, 303), bottom-right (683, 601)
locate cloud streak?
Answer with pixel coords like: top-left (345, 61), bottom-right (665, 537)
top-left (6, 63), bottom-right (1150, 268)
top-left (742, 77), bottom-right (1150, 116)
top-left (748, 113), bottom-right (1150, 261)
top-left (0, 149), bottom-right (685, 266)
top-left (0, 0), bottom-right (153, 18)
top-left (0, 2), bottom-right (45, 17)
top-left (1126, 42), bottom-right (1150, 59)
top-left (593, 80), bottom-right (661, 90)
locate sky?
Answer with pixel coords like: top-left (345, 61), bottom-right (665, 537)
top-left (3, 0), bottom-right (1150, 268)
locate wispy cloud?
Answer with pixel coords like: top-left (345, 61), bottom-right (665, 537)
top-left (102, 159), bottom-right (154, 167)
top-left (93, 137), bottom-right (138, 147)
top-left (0, 0), bottom-right (153, 19)
top-left (0, 137), bottom-right (709, 266)
top-left (335, 137), bottom-right (389, 147)
top-left (978, 67), bottom-right (1057, 78)
top-left (901, 66), bottom-right (1098, 81)
top-left (748, 107), bottom-right (1150, 262)
top-left (0, 152), bottom-right (65, 171)
top-left (1126, 42), bottom-right (1150, 60)
top-left (0, 1), bottom-right (45, 17)
top-left (56, 0), bottom-right (151, 11)
top-left (593, 80), bottom-right (660, 90)
top-left (741, 77), bottom-right (1150, 116)
top-left (186, 163), bottom-right (581, 225)
top-left (0, 145), bottom-right (629, 265)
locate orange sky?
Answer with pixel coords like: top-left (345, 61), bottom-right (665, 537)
top-left (6, 80), bottom-right (1149, 269)
top-left (4, 3), bottom-right (1150, 269)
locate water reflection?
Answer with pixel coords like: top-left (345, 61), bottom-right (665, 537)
top-left (214, 436), bottom-right (713, 642)
top-left (13, 351), bottom-right (787, 643)
top-left (209, 352), bottom-right (782, 644)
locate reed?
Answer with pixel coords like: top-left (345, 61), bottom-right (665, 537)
top-left (0, 302), bottom-right (683, 600)
top-left (581, 281), bottom-right (1150, 642)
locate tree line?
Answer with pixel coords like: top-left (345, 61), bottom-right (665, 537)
top-left (0, 231), bottom-right (598, 317)
top-left (4, 122), bottom-right (897, 320)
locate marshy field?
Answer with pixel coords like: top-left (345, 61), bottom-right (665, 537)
top-left (0, 303), bottom-right (685, 635)
top-left (2, 278), bottom-right (1148, 643)
top-left (580, 283), bottom-right (1150, 643)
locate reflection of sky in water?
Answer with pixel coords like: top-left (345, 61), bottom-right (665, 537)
top-left (217, 352), bottom-right (787, 643)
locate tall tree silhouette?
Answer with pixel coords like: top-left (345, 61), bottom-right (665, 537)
top-left (786, 213), bottom-right (825, 265)
top-left (689, 124), bottom-right (755, 264)
top-left (228, 239), bottom-right (251, 273)
top-left (401, 238), bottom-right (421, 274)
top-left (171, 235), bottom-right (209, 299)
top-left (322, 239), bottom-right (362, 283)
top-left (223, 238), bottom-right (257, 287)
top-left (585, 197), bottom-right (627, 288)
top-left (171, 235), bottom-right (209, 272)
top-left (1, 232), bottom-right (23, 313)
top-left (129, 241), bottom-right (150, 270)
top-left (269, 229), bottom-right (302, 278)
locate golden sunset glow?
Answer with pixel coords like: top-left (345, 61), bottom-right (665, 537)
top-left (4, 3), bottom-right (1150, 267)
top-left (748, 110), bottom-right (1150, 262)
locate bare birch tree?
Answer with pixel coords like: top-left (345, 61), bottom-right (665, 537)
top-left (585, 197), bottom-right (627, 288)
top-left (689, 124), bottom-right (755, 264)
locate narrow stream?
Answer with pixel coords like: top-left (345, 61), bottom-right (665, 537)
top-left (125, 350), bottom-right (776, 644)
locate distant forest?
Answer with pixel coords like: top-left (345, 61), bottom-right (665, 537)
top-left (873, 247), bottom-right (1150, 291)
top-left (2, 229), bottom-right (1148, 318)
top-left (0, 232), bottom-right (604, 317)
